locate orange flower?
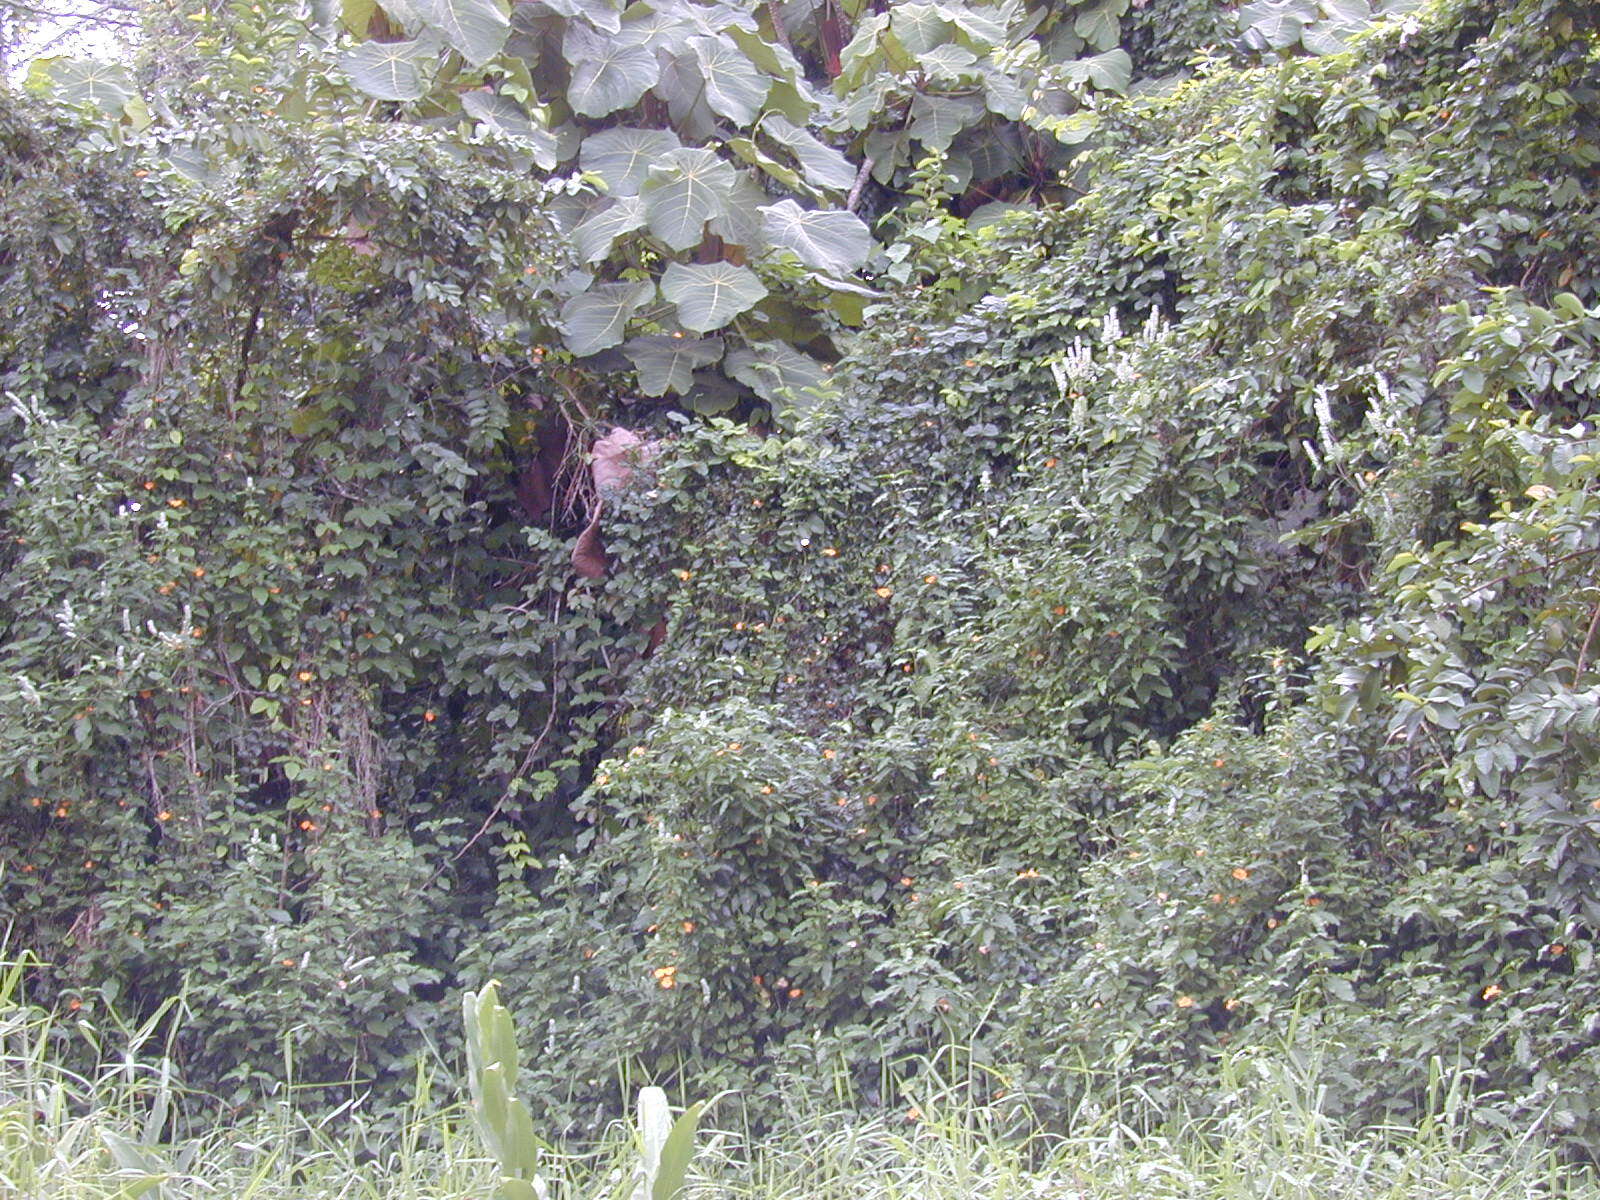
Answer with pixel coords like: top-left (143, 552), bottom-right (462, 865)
top-left (157, 809), bottom-right (173, 821)
top-left (682, 921), bottom-right (696, 934)
top-left (1481, 983), bottom-right (1503, 1001)
top-left (924, 574), bottom-right (938, 584)
top-left (1176, 995), bottom-right (1195, 1009)
top-left (874, 585), bottom-right (894, 599)
top-left (1231, 867), bottom-right (1250, 881)
top-left (423, 710), bottom-right (436, 723)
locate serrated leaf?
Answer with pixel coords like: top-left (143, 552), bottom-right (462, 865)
top-left (571, 196), bottom-right (647, 263)
top-left (414, 0), bottom-right (508, 65)
top-left (27, 57), bottom-right (136, 113)
top-left (622, 335), bottom-right (725, 395)
top-left (558, 280), bottom-right (654, 355)
top-left (689, 35), bottom-right (770, 124)
top-left (579, 127), bottom-right (683, 195)
top-left (759, 199), bottom-right (873, 275)
top-left (660, 262), bottom-right (767, 333)
top-left (760, 113), bottom-right (856, 192)
top-left (566, 20), bottom-right (661, 116)
top-left (342, 40), bottom-right (427, 100)
top-left (909, 92), bottom-right (983, 151)
top-left (461, 92), bottom-right (558, 167)
top-left (640, 148), bottom-right (736, 250)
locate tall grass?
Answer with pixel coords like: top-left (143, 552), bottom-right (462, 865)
top-left (2, 955), bottom-right (1594, 1200)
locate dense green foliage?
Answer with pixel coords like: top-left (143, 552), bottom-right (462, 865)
top-left (4, 0), bottom-right (1600, 1164)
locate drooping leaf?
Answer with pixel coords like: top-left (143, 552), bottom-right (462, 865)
top-left (728, 137), bottom-right (803, 190)
top-left (622, 335), bottom-right (725, 395)
top-left (660, 262), bottom-right (768, 333)
top-left (342, 40), bottom-right (428, 101)
top-left (571, 196), bottom-right (648, 263)
top-left (758, 199), bottom-right (873, 275)
top-left (558, 280), bottom-right (654, 355)
top-left (414, 0), bottom-right (509, 65)
top-left (760, 114), bottom-right (856, 192)
top-left (836, 12), bottom-right (889, 89)
top-left (640, 148), bottom-right (737, 251)
top-left (579, 127), bottom-right (684, 195)
top-left (689, 35), bottom-right (770, 125)
top-left (461, 92), bottom-right (558, 167)
top-left (933, 2), bottom-right (1008, 49)
top-left (566, 21), bottom-right (661, 117)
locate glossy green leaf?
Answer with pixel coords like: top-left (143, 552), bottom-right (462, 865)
top-left (909, 92), bottom-right (983, 151)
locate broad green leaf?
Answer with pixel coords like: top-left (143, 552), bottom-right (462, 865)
top-left (909, 92), bottom-right (983, 150)
top-left (707, 171), bottom-right (769, 248)
top-left (982, 67), bottom-right (1026, 118)
top-left (571, 196), bottom-right (647, 263)
top-left (1082, 48), bottom-right (1132, 92)
top-left (342, 40), bottom-right (428, 101)
top-left (654, 53), bottom-right (719, 139)
top-left (725, 341), bottom-right (832, 405)
top-left (918, 43), bottom-right (980, 80)
top-left (729, 136), bottom-right (803, 190)
top-left (566, 21), bottom-right (661, 116)
top-left (622, 335), bottom-right (725, 395)
top-left (690, 35), bottom-right (769, 124)
top-left (414, 0), bottom-right (509, 65)
top-left (461, 92), bottom-right (558, 167)
top-left (26, 57), bottom-right (135, 114)
top-left (758, 199), bottom-right (872, 275)
top-left (618, 3), bottom-right (695, 53)
top-left (559, 280), bottom-right (654, 355)
top-left (967, 200), bottom-right (1028, 231)
top-left (1073, 0), bottom-right (1127, 52)
top-left (651, 1099), bottom-right (705, 1200)
top-left (660, 261), bottom-right (767, 332)
top-left (890, 3), bottom-right (952, 54)
top-left (580, 127), bottom-right (683, 195)
top-left (640, 148), bottom-right (736, 250)
top-left (836, 12), bottom-right (889, 89)
top-left (728, 25), bottom-right (804, 83)
top-left (761, 114), bottom-right (856, 192)
top-left (342, 0), bottom-right (377, 32)
top-left (534, 0), bottom-right (622, 33)
top-left (933, 2), bottom-right (1008, 48)
top-left (1239, 0), bottom-right (1312, 49)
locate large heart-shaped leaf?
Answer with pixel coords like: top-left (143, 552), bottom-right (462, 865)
top-left (559, 280), bottom-right (654, 355)
top-left (889, 3), bottom-right (952, 54)
top-left (641, 148), bottom-right (736, 251)
top-left (909, 92), bottom-right (983, 150)
top-left (688, 35), bottom-right (770, 124)
top-left (566, 20), bottom-right (661, 116)
top-left (571, 196), bottom-right (647, 263)
top-left (725, 341), bottom-right (833, 406)
top-left (532, 0), bottom-right (622, 34)
top-left (26, 57), bottom-right (137, 114)
top-left (1061, 48), bottom-right (1132, 93)
top-left (461, 93), bottom-right (558, 167)
top-left (414, 0), bottom-right (508, 65)
top-left (758, 200), bottom-right (873, 275)
top-left (1073, 0), bottom-right (1128, 52)
top-left (1238, 0), bottom-right (1313, 49)
top-left (622, 335), bottom-right (725, 395)
top-left (760, 114), bottom-right (855, 192)
top-left (579, 127), bottom-right (683, 195)
top-left (933, 2), bottom-right (1008, 48)
top-left (342, 40), bottom-right (428, 100)
top-left (660, 262), bottom-right (767, 333)
top-left (707, 171), bottom-right (770, 248)
top-left (618, 3), bottom-right (695, 53)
